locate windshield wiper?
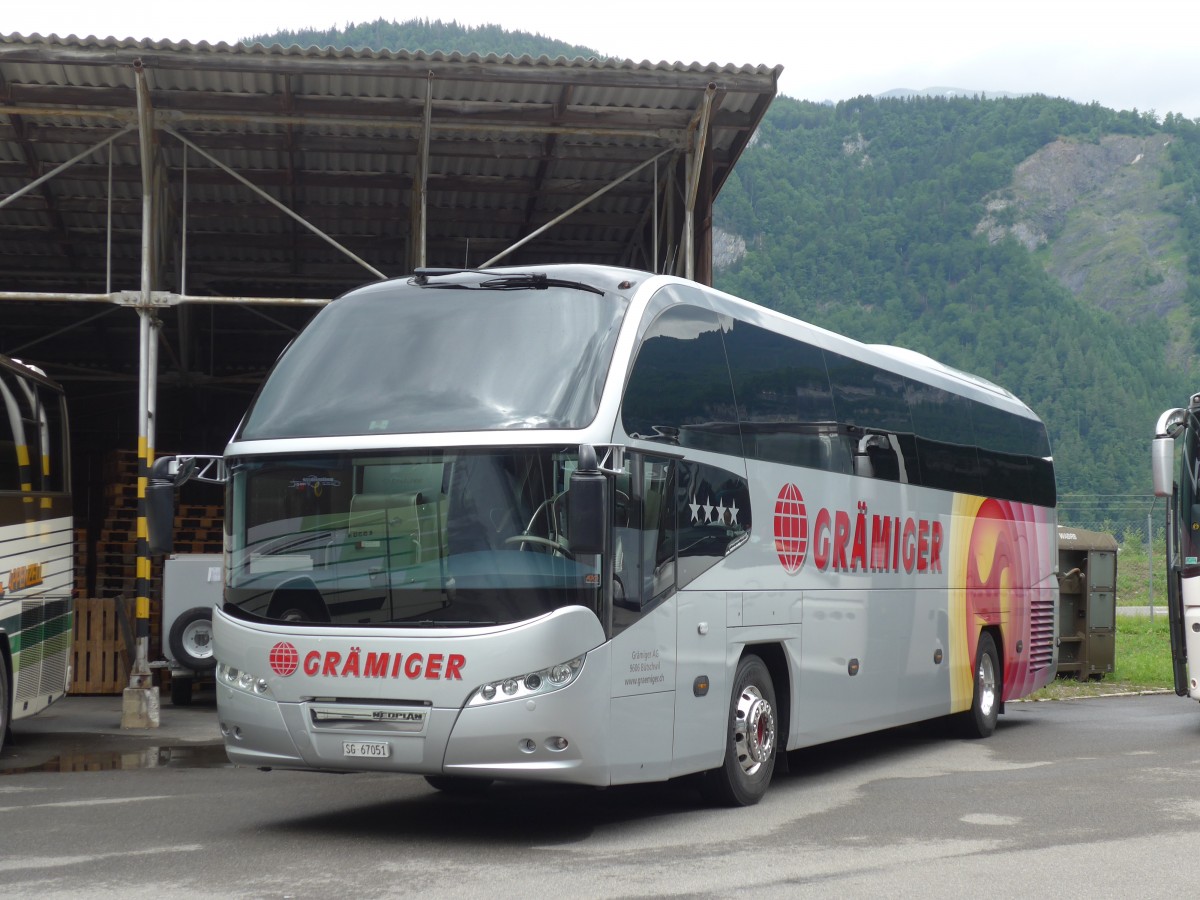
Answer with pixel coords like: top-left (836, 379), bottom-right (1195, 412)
top-left (402, 620), bottom-right (499, 627)
top-left (411, 268), bottom-right (603, 295)
top-left (478, 274), bottom-right (604, 295)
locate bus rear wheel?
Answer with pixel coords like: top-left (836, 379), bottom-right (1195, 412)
top-left (957, 632), bottom-right (1001, 738)
top-left (703, 654), bottom-right (777, 807)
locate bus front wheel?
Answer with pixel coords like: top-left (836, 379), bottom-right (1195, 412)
top-left (703, 654), bottom-right (777, 807)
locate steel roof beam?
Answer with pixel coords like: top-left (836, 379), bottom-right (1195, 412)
top-left (162, 124), bottom-right (387, 280)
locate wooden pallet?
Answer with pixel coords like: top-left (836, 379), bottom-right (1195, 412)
top-left (71, 597), bottom-right (134, 695)
top-left (74, 449), bottom-right (216, 690)
top-left (73, 526), bottom-right (90, 600)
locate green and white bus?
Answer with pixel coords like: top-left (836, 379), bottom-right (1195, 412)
top-left (0, 354), bottom-right (72, 752)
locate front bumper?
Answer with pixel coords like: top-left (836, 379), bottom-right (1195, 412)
top-left (216, 644), bottom-right (613, 785)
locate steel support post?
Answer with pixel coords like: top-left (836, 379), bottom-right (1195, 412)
top-left (123, 62), bottom-right (161, 729)
top-left (410, 71), bottom-right (433, 270)
top-left (682, 84), bottom-right (716, 283)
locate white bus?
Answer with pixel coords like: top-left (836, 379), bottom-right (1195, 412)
top-left (0, 354), bottom-right (72, 753)
top-left (152, 265), bottom-right (1058, 805)
top-left (1153, 398), bottom-right (1200, 699)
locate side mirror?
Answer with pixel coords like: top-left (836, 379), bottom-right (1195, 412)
top-left (146, 456), bottom-right (182, 555)
top-left (1152, 436), bottom-right (1175, 498)
top-left (569, 445), bottom-right (607, 556)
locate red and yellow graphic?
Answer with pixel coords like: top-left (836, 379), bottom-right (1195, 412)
top-left (948, 495), bottom-right (1053, 707)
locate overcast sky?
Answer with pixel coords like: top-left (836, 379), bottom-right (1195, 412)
top-left (6, 1), bottom-right (1199, 119)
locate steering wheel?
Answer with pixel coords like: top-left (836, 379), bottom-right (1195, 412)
top-left (504, 534), bottom-right (574, 558)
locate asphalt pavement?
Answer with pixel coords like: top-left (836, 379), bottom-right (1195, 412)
top-left (3, 687), bottom-right (223, 774)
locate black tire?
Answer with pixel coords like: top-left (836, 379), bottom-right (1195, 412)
top-left (424, 775), bottom-right (493, 794)
top-left (702, 654), bottom-right (778, 807)
top-left (266, 585), bottom-right (330, 623)
top-left (0, 656), bottom-right (10, 755)
top-left (168, 606), bottom-right (217, 672)
top-left (956, 631), bottom-right (1001, 738)
top-left (170, 675), bottom-right (195, 707)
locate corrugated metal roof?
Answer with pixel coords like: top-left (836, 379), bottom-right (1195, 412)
top-left (1, 35), bottom-right (778, 291)
top-left (0, 33), bottom-right (779, 451)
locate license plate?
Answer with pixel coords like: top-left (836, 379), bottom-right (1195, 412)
top-left (343, 741), bottom-right (390, 758)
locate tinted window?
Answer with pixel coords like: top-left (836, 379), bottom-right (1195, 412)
top-left (826, 354), bottom-right (921, 482)
top-left (906, 380), bottom-right (981, 495)
top-left (623, 305), bottom-right (1053, 507)
top-left (722, 321), bottom-right (847, 471)
top-left (240, 281), bottom-right (629, 439)
top-left (972, 403), bottom-right (1055, 505)
top-left (973, 403), bottom-right (1052, 457)
top-left (613, 455), bottom-right (676, 626)
top-left (675, 460), bottom-right (751, 588)
top-left (826, 354), bottom-right (913, 435)
top-left (225, 449), bottom-right (603, 628)
top-left (621, 305), bottom-right (742, 456)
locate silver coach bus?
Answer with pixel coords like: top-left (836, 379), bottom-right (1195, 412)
top-left (151, 265), bottom-right (1057, 805)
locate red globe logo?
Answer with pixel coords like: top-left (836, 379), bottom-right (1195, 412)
top-left (269, 641), bottom-right (299, 677)
top-left (773, 483), bottom-right (808, 574)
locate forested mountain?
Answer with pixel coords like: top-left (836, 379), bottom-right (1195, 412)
top-left (244, 19), bottom-right (1200, 529)
top-left (714, 96), bottom-right (1200, 526)
top-left (242, 17), bottom-right (601, 58)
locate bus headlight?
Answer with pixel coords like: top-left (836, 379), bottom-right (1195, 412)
top-left (467, 655), bottom-right (584, 706)
top-left (217, 662), bottom-right (273, 699)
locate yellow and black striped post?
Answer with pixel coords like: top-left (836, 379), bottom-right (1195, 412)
top-left (121, 306), bottom-right (161, 728)
top-left (133, 431), bottom-right (153, 684)
top-left (120, 65), bottom-right (161, 728)
top-left (15, 440), bottom-right (34, 522)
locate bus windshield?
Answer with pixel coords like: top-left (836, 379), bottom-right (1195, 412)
top-left (237, 278), bottom-right (629, 439)
top-left (224, 448), bottom-right (602, 627)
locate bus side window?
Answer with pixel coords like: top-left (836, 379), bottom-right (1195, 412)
top-left (675, 461), bottom-right (751, 588)
top-left (615, 463), bottom-right (665, 605)
top-left (620, 305), bottom-right (741, 457)
top-left (612, 456), bottom-right (675, 633)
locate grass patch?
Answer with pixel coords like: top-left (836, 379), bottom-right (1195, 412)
top-left (1025, 613), bottom-right (1175, 700)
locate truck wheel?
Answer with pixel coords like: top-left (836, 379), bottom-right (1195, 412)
top-left (703, 654), bottom-right (777, 806)
top-left (266, 584), bottom-right (330, 623)
top-left (169, 607), bottom-right (217, 672)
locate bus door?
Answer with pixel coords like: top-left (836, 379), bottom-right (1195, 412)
top-left (606, 451), bottom-right (678, 782)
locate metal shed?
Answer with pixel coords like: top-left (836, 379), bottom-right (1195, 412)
top-left (0, 34), bottom-right (781, 458)
top-left (0, 34), bottom-right (781, 713)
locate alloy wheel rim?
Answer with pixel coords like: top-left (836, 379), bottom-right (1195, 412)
top-left (733, 685), bottom-right (775, 776)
